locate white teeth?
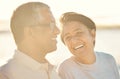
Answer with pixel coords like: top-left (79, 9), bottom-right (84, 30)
top-left (74, 45), bottom-right (83, 50)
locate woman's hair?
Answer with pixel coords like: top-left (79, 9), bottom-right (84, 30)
top-left (60, 12), bottom-right (96, 30)
top-left (60, 12), bottom-right (96, 44)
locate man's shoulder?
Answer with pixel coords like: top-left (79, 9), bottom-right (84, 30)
top-left (0, 58), bottom-right (17, 73)
top-left (0, 72), bottom-right (8, 79)
top-left (0, 58), bottom-right (20, 79)
top-left (0, 63), bottom-right (10, 76)
top-left (0, 65), bottom-right (9, 78)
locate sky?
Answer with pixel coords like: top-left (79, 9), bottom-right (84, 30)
top-left (0, 0), bottom-right (120, 26)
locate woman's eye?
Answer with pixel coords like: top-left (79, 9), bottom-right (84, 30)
top-left (65, 36), bottom-right (71, 40)
top-left (76, 31), bottom-right (82, 35)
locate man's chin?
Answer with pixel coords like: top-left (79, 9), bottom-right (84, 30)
top-left (48, 47), bottom-right (57, 53)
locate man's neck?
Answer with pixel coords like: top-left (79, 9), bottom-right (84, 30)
top-left (17, 48), bottom-right (48, 63)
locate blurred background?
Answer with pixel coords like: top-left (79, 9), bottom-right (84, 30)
top-left (0, 0), bottom-right (120, 73)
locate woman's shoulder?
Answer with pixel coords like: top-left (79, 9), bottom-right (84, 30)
top-left (58, 56), bottom-right (75, 70)
top-left (96, 51), bottom-right (115, 61)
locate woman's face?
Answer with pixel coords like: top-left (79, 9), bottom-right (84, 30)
top-left (61, 21), bottom-right (95, 58)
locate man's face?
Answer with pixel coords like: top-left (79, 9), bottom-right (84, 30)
top-left (62, 21), bottom-right (95, 58)
top-left (30, 8), bottom-right (60, 53)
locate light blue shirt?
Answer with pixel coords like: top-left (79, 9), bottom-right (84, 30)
top-left (58, 52), bottom-right (120, 79)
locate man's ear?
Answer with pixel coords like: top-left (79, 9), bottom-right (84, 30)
top-left (24, 27), bottom-right (33, 37)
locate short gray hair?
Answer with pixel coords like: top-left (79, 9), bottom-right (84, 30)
top-left (11, 2), bottom-right (50, 44)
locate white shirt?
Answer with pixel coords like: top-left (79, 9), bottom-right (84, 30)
top-left (0, 72), bottom-right (8, 79)
top-left (58, 52), bottom-right (120, 79)
top-left (0, 50), bottom-right (61, 79)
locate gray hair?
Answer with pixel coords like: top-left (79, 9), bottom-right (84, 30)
top-left (11, 2), bottom-right (50, 44)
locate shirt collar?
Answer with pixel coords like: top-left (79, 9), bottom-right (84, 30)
top-left (13, 49), bottom-right (53, 71)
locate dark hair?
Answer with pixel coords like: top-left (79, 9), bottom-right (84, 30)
top-left (10, 2), bottom-right (49, 44)
top-left (60, 12), bottom-right (96, 44)
top-left (60, 12), bottom-right (96, 30)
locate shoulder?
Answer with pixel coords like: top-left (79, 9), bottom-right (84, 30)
top-left (0, 72), bottom-right (8, 79)
top-left (57, 57), bottom-right (76, 79)
top-left (96, 52), bottom-right (114, 59)
top-left (96, 52), bottom-right (116, 63)
top-left (0, 58), bottom-right (17, 75)
top-left (0, 63), bottom-right (10, 76)
top-left (58, 56), bottom-right (76, 72)
top-left (59, 57), bottom-right (74, 67)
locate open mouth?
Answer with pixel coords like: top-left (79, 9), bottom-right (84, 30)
top-left (74, 44), bottom-right (84, 50)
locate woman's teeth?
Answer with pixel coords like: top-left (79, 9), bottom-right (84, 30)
top-left (74, 45), bottom-right (83, 50)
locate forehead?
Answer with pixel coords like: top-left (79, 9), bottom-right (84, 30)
top-left (37, 8), bottom-right (55, 23)
top-left (62, 21), bottom-right (87, 33)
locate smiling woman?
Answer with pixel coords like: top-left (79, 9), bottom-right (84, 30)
top-left (58, 12), bottom-right (120, 79)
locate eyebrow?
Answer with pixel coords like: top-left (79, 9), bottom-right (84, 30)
top-left (73, 28), bottom-right (82, 32)
top-left (62, 28), bottom-right (82, 37)
top-left (63, 33), bottom-right (69, 38)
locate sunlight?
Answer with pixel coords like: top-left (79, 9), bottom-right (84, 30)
top-left (0, 0), bottom-right (120, 67)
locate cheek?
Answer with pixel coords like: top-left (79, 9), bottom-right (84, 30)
top-left (65, 41), bottom-right (72, 49)
top-left (85, 35), bottom-right (95, 46)
top-left (43, 34), bottom-right (51, 41)
top-left (37, 32), bottom-right (51, 43)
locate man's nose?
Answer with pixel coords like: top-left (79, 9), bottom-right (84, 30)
top-left (53, 26), bottom-right (60, 35)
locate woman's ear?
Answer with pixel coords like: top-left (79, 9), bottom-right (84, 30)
top-left (91, 29), bottom-right (96, 39)
top-left (90, 29), bottom-right (96, 46)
